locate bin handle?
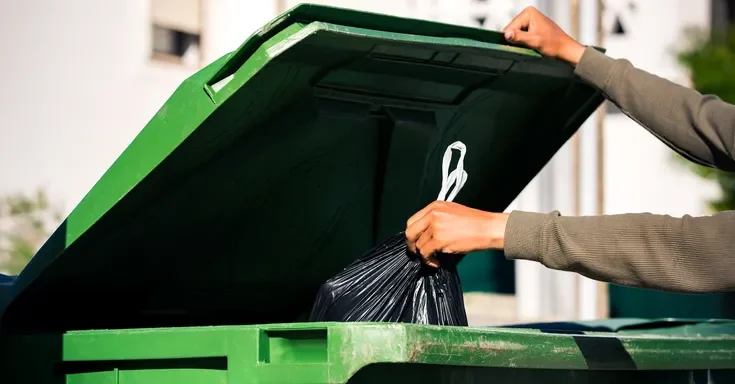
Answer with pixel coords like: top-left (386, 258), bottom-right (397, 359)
top-left (437, 141), bottom-right (468, 203)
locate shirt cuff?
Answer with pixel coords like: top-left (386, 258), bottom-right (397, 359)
top-left (573, 46), bottom-right (618, 92)
top-left (504, 210), bottom-right (558, 263)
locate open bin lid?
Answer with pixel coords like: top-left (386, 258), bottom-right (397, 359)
top-left (2, 4), bottom-right (603, 331)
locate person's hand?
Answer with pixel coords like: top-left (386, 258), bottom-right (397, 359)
top-left (503, 6), bottom-right (586, 66)
top-left (405, 201), bottom-right (508, 268)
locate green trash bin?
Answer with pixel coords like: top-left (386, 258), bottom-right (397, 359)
top-left (1, 4), bottom-right (733, 383)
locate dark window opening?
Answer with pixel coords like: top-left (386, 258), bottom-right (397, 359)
top-left (151, 26), bottom-right (200, 68)
top-left (612, 15), bottom-right (626, 35)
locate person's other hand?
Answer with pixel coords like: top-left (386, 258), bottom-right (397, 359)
top-left (405, 201), bottom-right (508, 268)
top-left (503, 6), bottom-right (586, 65)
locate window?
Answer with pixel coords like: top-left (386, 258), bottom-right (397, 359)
top-left (150, 0), bottom-right (202, 67)
top-left (611, 15), bottom-right (626, 35)
top-left (604, 0), bottom-right (637, 38)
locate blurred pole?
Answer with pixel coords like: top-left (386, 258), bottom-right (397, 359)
top-left (513, 0), bottom-right (548, 323)
top-left (570, 0), bottom-right (581, 220)
top-left (595, 0), bottom-right (605, 226)
top-left (276, 0), bottom-right (287, 13)
top-left (569, 0), bottom-right (582, 320)
top-left (201, 0), bottom-right (276, 63)
top-left (515, 0), bottom-right (580, 324)
top-left (577, 0), bottom-right (606, 320)
top-left (198, 0), bottom-right (206, 68)
top-left (595, 0), bottom-right (610, 319)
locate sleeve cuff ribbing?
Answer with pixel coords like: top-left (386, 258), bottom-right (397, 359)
top-left (504, 210), bottom-right (549, 263)
top-left (573, 47), bottom-right (618, 92)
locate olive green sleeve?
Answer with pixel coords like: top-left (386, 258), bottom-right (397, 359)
top-left (503, 47), bottom-right (735, 293)
top-left (504, 210), bottom-right (735, 293)
top-left (575, 47), bottom-right (735, 170)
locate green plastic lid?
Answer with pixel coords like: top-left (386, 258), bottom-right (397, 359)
top-left (2, 4), bottom-right (603, 330)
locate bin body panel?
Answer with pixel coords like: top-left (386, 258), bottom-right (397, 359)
top-left (3, 322), bottom-right (735, 383)
top-left (610, 284), bottom-right (735, 319)
top-left (2, 4), bottom-right (604, 332)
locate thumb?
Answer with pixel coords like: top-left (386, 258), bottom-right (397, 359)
top-left (504, 29), bottom-right (541, 49)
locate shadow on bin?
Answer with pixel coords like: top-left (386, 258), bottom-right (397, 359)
top-left (0, 221), bottom-right (68, 383)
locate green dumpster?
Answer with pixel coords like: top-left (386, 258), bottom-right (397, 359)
top-left (1, 4), bottom-right (734, 383)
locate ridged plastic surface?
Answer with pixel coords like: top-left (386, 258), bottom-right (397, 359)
top-left (3, 322), bottom-right (735, 383)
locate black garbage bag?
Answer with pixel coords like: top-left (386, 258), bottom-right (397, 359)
top-left (308, 232), bottom-right (468, 325)
top-left (309, 141), bottom-right (470, 326)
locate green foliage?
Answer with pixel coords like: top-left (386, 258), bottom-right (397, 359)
top-left (676, 27), bottom-right (735, 212)
top-left (0, 189), bottom-right (62, 275)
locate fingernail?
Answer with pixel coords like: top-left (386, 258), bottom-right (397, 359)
top-left (504, 30), bottom-right (514, 41)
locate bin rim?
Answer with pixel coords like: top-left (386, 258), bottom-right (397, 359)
top-left (59, 321), bottom-right (735, 373)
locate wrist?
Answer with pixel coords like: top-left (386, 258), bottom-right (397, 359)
top-left (558, 41), bottom-right (586, 66)
top-left (484, 212), bottom-right (509, 250)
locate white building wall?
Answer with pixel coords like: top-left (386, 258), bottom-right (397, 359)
top-left (283, 0), bottom-right (416, 17)
top-left (0, 0), bottom-right (272, 216)
top-left (202, 0), bottom-right (275, 61)
top-left (600, 0), bottom-right (719, 218)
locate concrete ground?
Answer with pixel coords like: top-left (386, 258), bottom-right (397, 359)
top-left (464, 292), bottom-right (518, 326)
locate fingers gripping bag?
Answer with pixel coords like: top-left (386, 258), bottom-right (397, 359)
top-left (309, 142), bottom-right (470, 326)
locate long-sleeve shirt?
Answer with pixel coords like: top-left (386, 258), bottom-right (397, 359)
top-left (504, 47), bottom-right (735, 294)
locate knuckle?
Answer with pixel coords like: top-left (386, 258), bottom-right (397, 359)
top-left (429, 220), bottom-right (439, 231)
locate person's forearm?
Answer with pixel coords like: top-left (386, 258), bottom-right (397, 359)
top-left (574, 47), bottom-right (735, 171)
top-left (504, 210), bottom-right (735, 293)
